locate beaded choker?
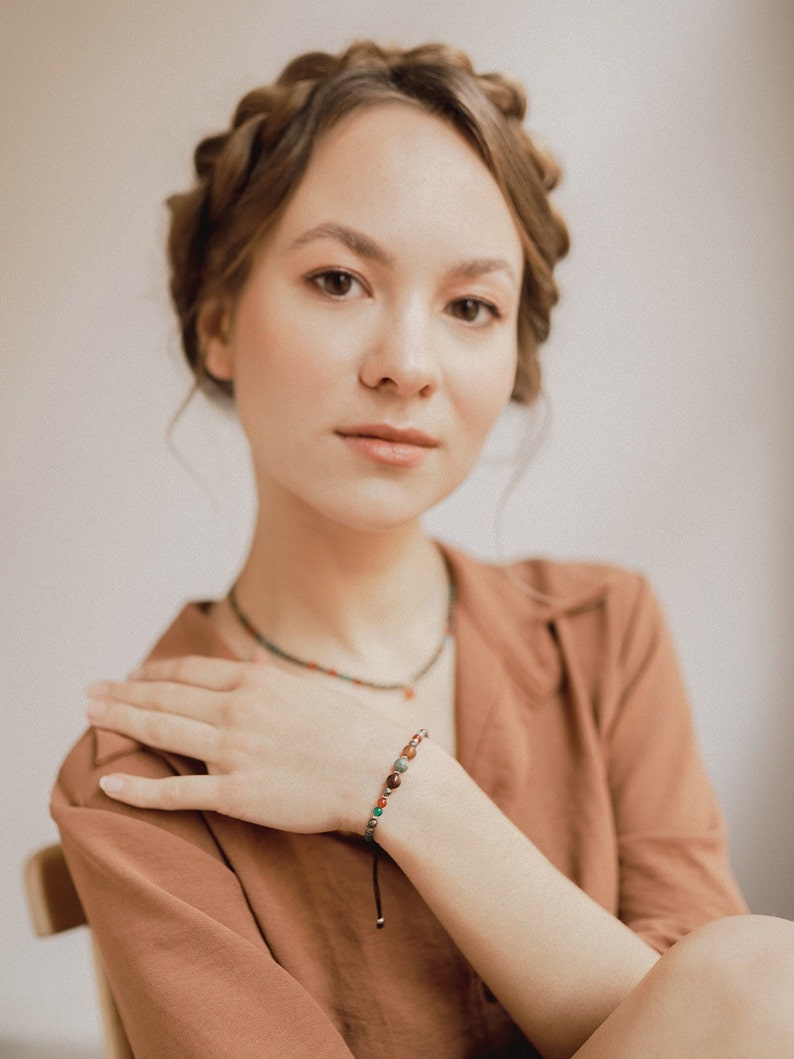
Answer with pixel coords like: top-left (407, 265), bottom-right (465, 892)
top-left (227, 576), bottom-right (456, 700)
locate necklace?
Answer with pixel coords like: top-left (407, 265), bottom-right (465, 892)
top-left (227, 576), bottom-right (456, 700)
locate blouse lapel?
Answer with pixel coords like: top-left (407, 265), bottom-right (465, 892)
top-left (441, 544), bottom-right (602, 807)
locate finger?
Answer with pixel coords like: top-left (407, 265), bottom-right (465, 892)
top-left (99, 772), bottom-right (226, 813)
top-left (87, 699), bottom-right (218, 761)
top-left (88, 678), bottom-right (219, 723)
top-left (130, 654), bottom-right (244, 690)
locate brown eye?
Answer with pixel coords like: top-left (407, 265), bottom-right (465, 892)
top-left (313, 270), bottom-right (356, 296)
top-left (449, 298), bottom-right (497, 324)
top-left (454, 299), bottom-right (479, 322)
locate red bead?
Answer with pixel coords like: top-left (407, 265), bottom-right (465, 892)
top-left (402, 745), bottom-right (417, 759)
top-left (403, 686), bottom-right (416, 700)
top-left (377, 797), bottom-right (387, 809)
top-left (411, 733), bottom-right (423, 743)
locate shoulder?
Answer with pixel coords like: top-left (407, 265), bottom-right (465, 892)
top-left (441, 543), bottom-right (669, 708)
top-left (509, 555), bottom-right (646, 609)
top-left (144, 600), bottom-right (239, 664)
top-left (442, 541), bottom-right (651, 626)
top-left (53, 601), bottom-right (232, 813)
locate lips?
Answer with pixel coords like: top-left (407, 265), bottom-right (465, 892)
top-left (336, 424), bottom-right (439, 468)
top-left (336, 424), bottom-right (439, 447)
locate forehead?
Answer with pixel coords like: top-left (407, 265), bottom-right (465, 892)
top-left (269, 102), bottom-right (523, 268)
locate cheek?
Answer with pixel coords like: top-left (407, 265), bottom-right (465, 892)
top-left (456, 347), bottom-right (518, 442)
top-left (231, 308), bottom-right (352, 439)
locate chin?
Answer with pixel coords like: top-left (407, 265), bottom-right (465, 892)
top-left (262, 461), bottom-right (474, 536)
top-left (319, 479), bottom-right (466, 536)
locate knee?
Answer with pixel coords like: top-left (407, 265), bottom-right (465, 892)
top-left (663, 915), bottom-right (794, 1025)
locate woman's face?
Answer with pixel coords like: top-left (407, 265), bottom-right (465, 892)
top-left (203, 102), bottom-right (524, 535)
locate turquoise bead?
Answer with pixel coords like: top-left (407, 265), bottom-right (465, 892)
top-left (394, 756), bottom-right (409, 773)
top-left (373, 806), bottom-right (383, 817)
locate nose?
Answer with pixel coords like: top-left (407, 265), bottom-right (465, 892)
top-left (358, 302), bottom-right (440, 398)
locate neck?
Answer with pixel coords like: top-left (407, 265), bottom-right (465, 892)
top-left (229, 503), bottom-right (450, 680)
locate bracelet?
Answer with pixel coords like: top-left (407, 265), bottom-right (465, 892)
top-left (365, 729), bottom-right (428, 929)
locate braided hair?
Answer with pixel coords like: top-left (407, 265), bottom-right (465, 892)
top-left (166, 41), bottom-right (569, 404)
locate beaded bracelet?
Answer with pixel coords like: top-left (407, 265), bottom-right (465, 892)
top-left (364, 729), bottom-right (428, 928)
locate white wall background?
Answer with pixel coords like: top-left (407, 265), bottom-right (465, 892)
top-left (2, 1), bottom-right (792, 1053)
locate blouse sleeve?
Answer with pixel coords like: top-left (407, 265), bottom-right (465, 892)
top-left (51, 731), bottom-right (355, 1059)
top-left (598, 574), bottom-right (748, 952)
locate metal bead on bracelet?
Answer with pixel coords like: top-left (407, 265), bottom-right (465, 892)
top-left (365, 729), bottom-right (429, 929)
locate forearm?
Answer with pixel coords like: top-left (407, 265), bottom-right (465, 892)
top-left (376, 741), bottom-right (659, 1059)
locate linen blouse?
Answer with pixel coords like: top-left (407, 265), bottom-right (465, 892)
top-left (51, 546), bottom-right (747, 1058)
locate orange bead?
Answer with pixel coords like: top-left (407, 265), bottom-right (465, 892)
top-left (377, 797), bottom-right (388, 809)
top-left (402, 745), bottom-right (417, 759)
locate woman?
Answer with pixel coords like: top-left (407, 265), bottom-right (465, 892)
top-left (52, 41), bottom-right (794, 1058)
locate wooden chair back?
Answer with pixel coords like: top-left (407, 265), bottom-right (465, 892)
top-left (24, 843), bottom-right (133, 1059)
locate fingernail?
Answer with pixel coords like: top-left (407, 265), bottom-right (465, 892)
top-left (86, 698), bottom-right (107, 720)
top-left (87, 681), bottom-right (110, 696)
top-left (99, 775), bottom-right (125, 795)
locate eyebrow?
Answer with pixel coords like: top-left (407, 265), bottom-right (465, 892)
top-left (290, 222), bottom-right (519, 288)
top-left (454, 257), bottom-right (519, 287)
top-left (290, 223), bottom-right (393, 266)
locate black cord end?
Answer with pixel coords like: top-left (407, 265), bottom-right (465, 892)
top-left (372, 842), bottom-right (385, 929)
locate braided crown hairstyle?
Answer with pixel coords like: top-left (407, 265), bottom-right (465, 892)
top-left (167, 41), bottom-right (569, 404)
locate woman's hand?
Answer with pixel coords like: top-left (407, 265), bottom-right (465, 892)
top-left (86, 654), bottom-right (401, 834)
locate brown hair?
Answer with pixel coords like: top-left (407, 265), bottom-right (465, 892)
top-left (167, 41), bottom-right (569, 404)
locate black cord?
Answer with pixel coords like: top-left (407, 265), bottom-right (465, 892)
top-left (372, 843), bottom-right (385, 928)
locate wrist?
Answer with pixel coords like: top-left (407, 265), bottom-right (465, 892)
top-left (355, 726), bottom-right (444, 930)
top-left (364, 736), bottom-right (461, 852)
top-left (361, 728), bottom-right (429, 845)
top-left (338, 716), bottom-right (418, 834)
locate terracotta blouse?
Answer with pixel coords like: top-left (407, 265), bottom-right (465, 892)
top-left (51, 546), bottom-right (747, 1058)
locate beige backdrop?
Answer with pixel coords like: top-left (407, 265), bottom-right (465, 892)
top-left (2, 1), bottom-right (792, 1053)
